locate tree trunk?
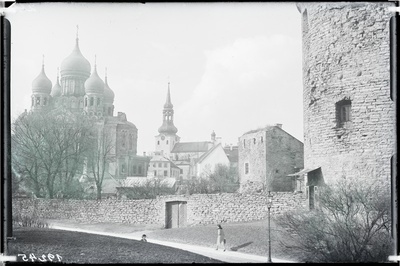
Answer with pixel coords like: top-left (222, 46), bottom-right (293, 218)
top-left (96, 184), bottom-right (102, 200)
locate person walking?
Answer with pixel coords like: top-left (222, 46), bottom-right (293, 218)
top-left (216, 224), bottom-right (226, 251)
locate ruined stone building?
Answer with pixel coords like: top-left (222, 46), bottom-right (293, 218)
top-left (238, 124), bottom-right (304, 193)
top-left (295, 2), bottom-right (395, 209)
top-left (29, 32), bottom-right (149, 197)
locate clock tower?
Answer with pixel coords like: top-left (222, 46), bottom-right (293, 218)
top-left (155, 83), bottom-right (180, 159)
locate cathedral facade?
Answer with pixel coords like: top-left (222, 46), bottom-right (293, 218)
top-left (29, 33), bottom-right (149, 189)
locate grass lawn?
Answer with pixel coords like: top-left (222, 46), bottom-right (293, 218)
top-left (7, 227), bottom-right (223, 264)
top-left (148, 218), bottom-right (303, 262)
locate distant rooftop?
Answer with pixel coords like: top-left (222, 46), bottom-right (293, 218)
top-left (171, 141), bottom-right (212, 153)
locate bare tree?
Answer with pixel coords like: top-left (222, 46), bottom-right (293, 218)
top-left (11, 109), bottom-right (93, 198)
top-left (276, 176), bottom-right (391, 262)
top-left (85, 125), bottom-right (115, 200)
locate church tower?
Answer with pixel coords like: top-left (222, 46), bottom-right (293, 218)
top-left (59, 26), bottom-right (91, 112)
top-left (84, 56), bottom-right (104, 117)
top-left (155, 83), bottom-right (180, 158)
top-left (31, 56), bottom-right (52, 111)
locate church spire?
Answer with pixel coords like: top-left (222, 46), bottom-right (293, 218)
top-left (158, 83), bottom-right (178, 134)
top-left (164, 82), bottom-right (173, 109)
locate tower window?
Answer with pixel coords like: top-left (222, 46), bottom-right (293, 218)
top-left (84, 97), bottom-right (88, 107)
top-left (253, 138), bottom-right (256, 144)
top-left (336, 99), bottom-right (352, 126)
top-left (243, 140), bottom-right (246, 148)
top-left (90, 97), bottom-right (94, 106)
top-left (157, 141), bottom-right (160, 145)
top-left (36, 97), bottom-right (40, 105)
top-left (32, 98), bottom-right (34, 107)
top-left (97, 97), bottom-right (100, 106)
top-left (166, 140), bottom-right (169, 144)
top-left (43, 97), bottom-right (47, 106)
top-left (245, 163), bottom-right (249, 174)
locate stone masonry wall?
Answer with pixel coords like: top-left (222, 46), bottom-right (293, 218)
top-left (13, 192), bottom-right (307, 227)
top-left (238, 126), bottom-right (304, 193)
top-left (298, 2), bottom-right (396, 185)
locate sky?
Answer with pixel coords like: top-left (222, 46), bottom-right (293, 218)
top-left (5, 2), bottom-right (304, 155)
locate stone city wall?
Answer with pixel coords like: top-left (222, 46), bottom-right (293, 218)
top-left (13, 192), bottom-right (307, 226)
top-left (298, 2), bottom-right (395, 184)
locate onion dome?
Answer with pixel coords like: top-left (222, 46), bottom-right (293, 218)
top-left (51, 68), bottom-right (62, 97)
top-left (85, 61), bottom-right (104, 94)
top-left (32, 62), bottom-right (52, 94)
top-left (60, 32), bottom-right (91, 77)
top-left (158, 121), bottom-right (178, 134)
top-left (103, 68), bottom-right (115, 104)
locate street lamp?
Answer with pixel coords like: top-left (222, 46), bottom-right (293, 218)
top-left (267, 191), bottom-right (273, 263)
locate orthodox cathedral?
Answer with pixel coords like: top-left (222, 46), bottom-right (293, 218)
top-left (29, 31), bottom-right (149, 194)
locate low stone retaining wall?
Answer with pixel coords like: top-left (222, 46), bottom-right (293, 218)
top-left (13, 192), bottom-right (307, 227)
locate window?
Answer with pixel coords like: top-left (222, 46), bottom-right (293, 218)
top-left (336, 99), bottom-right (352, 126)
top-left (36, 97), bottom-right (40, 105)
top-left (164, 163), bottom-right (168, 168)
top-left (153, 163), bottom-right (156, 167)
top-left (138, 165), bottom-right (142, 174)
top-left (164, 170), bottom-right (168, 177)
top-left (157, 141), bottom-right (160, 145)
top-left (166, 140), bottom-right (169, 144)
top-left (158, 163), bottom-right (162, 167)
top-left (245, 163), bottom-right (249, 174)
top-left (90, 97), bottom-right (94, 106)
top-left (121, 131), bottom-right (126, 147)
top-left (261, 137), bottom-right (263, 143)
top-left (180, 169), bottom-right (183, 174)
top-left (133, 165), bottom-right (137, 174)
top-left (121, 164), bottom-right (126, 173)
top-left (97, 97), bottom-right (100, 106)
top-left (84, 98), bottom-right (88, 107)
top-left (253, 138), bottom-right (256, 144)
top-left (129, 134), bottom-right (133, 150)
top-left (154, 170), bottom-right (157, 176)
top-left (243, 140), bottom-right (246, 148)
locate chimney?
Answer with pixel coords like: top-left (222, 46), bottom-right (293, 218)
top-left (275, 123), bottom-right (283, 129)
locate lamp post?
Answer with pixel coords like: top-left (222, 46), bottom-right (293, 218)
top-left (267, 191), bottom-right (273, 263)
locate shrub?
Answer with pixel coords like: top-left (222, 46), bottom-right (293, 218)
top-left (13, 214), bottom-right (49, 228)
top-left (276, 176), bottom-right (392, 262)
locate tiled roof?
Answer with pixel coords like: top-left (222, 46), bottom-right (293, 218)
top-left (195, 144), bottom-right (221, 164)
top-left (223, 146), bottom-right (239, 163)
top-left (171, 142), bottom-right (212, 153)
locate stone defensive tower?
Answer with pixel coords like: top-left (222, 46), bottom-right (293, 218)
top-left (296, 2), bottom-right (396, 186)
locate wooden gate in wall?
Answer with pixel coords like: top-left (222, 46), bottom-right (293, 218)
top-left (165, 201), bottom-right (187, 229)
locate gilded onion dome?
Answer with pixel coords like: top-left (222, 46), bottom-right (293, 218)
top-left (85, 62), bottom-right (104, 94)
top-left (32, 63), bottom-right (52, 94)
top-left (51, 68), bottom-right (62, 97)
top-left (60, 34), bottom-right (91, 78)
top-left (103, 69), bottom-right (115, 103)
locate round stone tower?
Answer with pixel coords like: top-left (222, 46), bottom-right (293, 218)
top-left (297, 2), bottom-right (395, 185)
